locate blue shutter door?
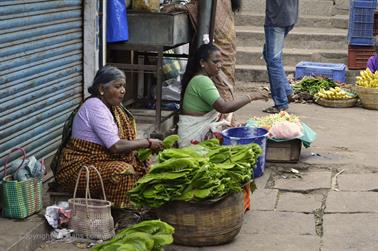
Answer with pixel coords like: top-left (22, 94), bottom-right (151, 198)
top-left (0, 0), bottom-right (83, 169)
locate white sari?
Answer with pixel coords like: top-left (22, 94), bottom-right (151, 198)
top-left (177, 110), bottom-right (230, 147)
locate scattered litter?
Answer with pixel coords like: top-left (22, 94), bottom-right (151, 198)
top-left (290, 168), bottom-right (299, 174)
top-left (75, 242), bottom-right (89, 249)
top-left (311, 152), bottom-right (321, 156)
top-left (331, 169), bottom-right (345, 191)
top-left (44, 202), bottom-right (72, 229)
top-left (281, 175), bottom-right (287, 179)
top-left (87, 240), bottom-right (103, 248)
top-left (50, 228), bottom-right (74, 240)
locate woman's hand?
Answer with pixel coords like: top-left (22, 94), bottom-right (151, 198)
top-left (248, 88), bottom-right (270, 102)
top-left (148, 138), bottom-right (164, 152)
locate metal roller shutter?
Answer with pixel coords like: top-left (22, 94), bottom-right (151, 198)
top-left (0, 0), bottom-right (83, 169)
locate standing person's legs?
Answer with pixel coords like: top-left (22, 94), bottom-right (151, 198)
top-left (263, 26), bottom-right (293, 111)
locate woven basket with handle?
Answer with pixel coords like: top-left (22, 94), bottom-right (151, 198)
top-left (1, 148), bottom-right (43, 219)
top-left (68, 165), bottom-right (115, 240)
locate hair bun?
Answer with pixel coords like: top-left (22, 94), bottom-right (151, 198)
top-left (88, 86), bottom-right (95, 94)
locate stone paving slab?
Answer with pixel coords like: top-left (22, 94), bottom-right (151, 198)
top-left (322, 214), bottom-right (378, 251)
top-left (276, 192), bottom-right (323, 213)
top-left (274, 172), bottom-right (332, 192)
top-left (241, 211), bottom-right (316, 236)
top-left (325, 191), bottom-right (378, 213)
top-left (250, 189), bottom-right (278, 211)
top-left (0, 214), bottom-right (49, 251)
top-left (166, 244), bottom-right (200, 251)
top-left (200, 234), bottom-right (320, 251)
top-left (338, 173), bottom-right (378, 191)
top-left (254, 167), bottom-right (272, 189)
top-left (37, 242), bottom-right (86, 251)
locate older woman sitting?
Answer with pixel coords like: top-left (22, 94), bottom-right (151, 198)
top-left (52, 66), bottom-right (163, 209)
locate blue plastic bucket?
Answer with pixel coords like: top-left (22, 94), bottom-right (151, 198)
top-left (222, 127), bottom-right (268, 178)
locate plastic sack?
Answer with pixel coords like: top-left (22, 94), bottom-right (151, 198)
top-left (162, 50), bottom-right (181, 80)
top-left (107, 0), bottom-right (129, 43)
top-left (162, 79), bottom-right (181, 101)
top-left (132, 0), bottom-right (160, 12)
top-left (269, 121), bottom-right (303, 140)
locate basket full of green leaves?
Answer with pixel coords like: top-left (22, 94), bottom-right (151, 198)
top-left (128, 138), bottom-right (262, 246)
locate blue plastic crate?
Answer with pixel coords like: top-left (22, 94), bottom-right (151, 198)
top-left (295, 62), bottom-right (346, 82)
top-left (348, 0), bottom-right (377, 46)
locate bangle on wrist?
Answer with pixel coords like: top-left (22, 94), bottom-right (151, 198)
top-left (146, 138), bottom-right (152, 148)
top-left (247, 95), bottom-right (253, 102)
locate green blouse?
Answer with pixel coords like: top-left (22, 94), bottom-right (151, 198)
top-left (182, 75), bottom-right (220, 113)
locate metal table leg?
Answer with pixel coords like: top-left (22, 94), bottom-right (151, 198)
top-left (154, 48), bottom-right (163, 135)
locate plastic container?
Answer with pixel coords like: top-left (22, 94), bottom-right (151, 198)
top-left (348, 0), bottom-right (377, 46)
top-left (295, 61), bottom-right (346, 83)
top-left (222, 127), bottom-right (268, 178)
top-left (348, 45), bottom-right (375, 69)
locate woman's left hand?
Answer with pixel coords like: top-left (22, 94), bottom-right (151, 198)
top-left (149, 138), bottom-right (164, 152)
top-left (248, 88), bottom-right (270, 102)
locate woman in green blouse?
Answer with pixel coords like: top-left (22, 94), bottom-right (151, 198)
top-left (178, 44), bottom-right (268, 146)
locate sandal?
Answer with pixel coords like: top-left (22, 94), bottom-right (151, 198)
top-left (262, 106), bottom-right (288, 114)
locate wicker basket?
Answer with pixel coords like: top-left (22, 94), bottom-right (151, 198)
top-left (68, 166), bottom-right (115, 240)
top-left (1, 148), bottom-right (43, 219)
top-left (155, 192), bottom-right (244, 246)
top-left (315, 97), bottom-right (358, 108)
top-left (355, 86), bottom-right (378, 110)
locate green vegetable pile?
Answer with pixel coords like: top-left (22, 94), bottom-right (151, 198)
top-left (129, 139), bottom-right (262, 208)
top-left (294, 77), bottom-right (337, 96)
top-left (138, 135), bottom-right (180, 162)
top-left (91, 220), bottom-right (174, 251)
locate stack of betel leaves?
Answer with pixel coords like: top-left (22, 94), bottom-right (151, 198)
top-left (129, 137), bottom-right (262, 208)
top-left (91, 220), bottom-right (174, 251)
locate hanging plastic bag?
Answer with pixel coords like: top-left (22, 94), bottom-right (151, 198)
top-left (107, 0), bottom-right (129, 43)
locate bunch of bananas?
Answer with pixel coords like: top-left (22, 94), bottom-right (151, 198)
top-left (356, 68), bottom-right (378, 88)
top-left (316, 87), bottom-right (355, 100)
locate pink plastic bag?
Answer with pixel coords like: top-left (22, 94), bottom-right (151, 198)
top-left (269, 121), bottom-right (303, 140)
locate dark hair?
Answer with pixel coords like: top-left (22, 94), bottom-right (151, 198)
top-left (88, 65), bottom-right (126, 96)
top-left (181, 43), bottom-right (220, 100)
top-left (231, 0), bottom-right (241, 12)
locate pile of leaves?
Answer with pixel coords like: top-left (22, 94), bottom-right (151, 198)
top-left (292, 77), bottom-right (337, 102)
top-left (91, 220), bottom-right (174, 251)
top-left (128, 139), bottom-right (262, 208)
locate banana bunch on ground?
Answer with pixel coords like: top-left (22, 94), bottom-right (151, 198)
top-left (316, 87), bottom-right (355, 100)
top-left (356, 68), bottom-right (378, 88)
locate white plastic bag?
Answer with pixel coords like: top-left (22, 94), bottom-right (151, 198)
top-left (269, 121), bottom-right (303, 140)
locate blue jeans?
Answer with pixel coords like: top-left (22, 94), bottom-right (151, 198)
top-left (263, 25), bottom-right (294, 109)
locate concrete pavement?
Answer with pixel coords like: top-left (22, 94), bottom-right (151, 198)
top-left (2, 101), bottom-right (377, 251)
top-left (166, 101), bottom-right (378, 251)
